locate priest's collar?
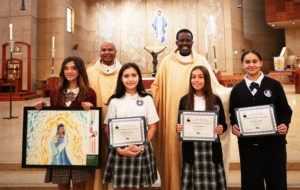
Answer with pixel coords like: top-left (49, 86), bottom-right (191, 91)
top-left (176, 51), bottom-right (192, 62)
top-left (173, 49), bottom-right (195, 64)
top-left (100, 60), bottom-right (117, 74)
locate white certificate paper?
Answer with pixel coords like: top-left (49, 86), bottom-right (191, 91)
top-left (235, 104), bottom-right (277, 137)
top-left (179, 110), bottom-right (218, 141)
top-left (108, 116), bottom-right (147, 148)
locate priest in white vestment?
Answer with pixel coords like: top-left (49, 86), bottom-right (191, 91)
top-left (150, 29), bottom-right (231, 190)
top-left (87, 42), bottom-right (121, 190)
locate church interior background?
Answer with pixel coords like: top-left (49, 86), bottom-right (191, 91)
top-left (0, 0), bottom-right (300, 189)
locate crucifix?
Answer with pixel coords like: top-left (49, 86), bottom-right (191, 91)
top-left (144, 46), bottom-right (167, 77)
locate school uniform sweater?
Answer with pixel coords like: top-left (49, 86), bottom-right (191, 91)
top-left (229, 76), bottom-right (292, 146)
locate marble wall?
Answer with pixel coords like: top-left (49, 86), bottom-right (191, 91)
top-left (1, 0), bottom-right (289, 86)
top-left (1, 0), bottom-right (249, 84)
top-left (88, 0), bottom-right (229, 73)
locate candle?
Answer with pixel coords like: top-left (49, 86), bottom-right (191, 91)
top-left (9, 24), bottom-right (13, 41)
top-left (51, 49), bottom-right (55, 58)
top-left (52, 36), bottom-right (55, 49)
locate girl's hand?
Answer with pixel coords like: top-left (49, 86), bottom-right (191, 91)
top-left (116, 144), bottom-right (143, 157)
top-left (138, 144), bottom-right (148, 154)
top-left (81, 102), bottom-right (93, 111)
top-left (232, 124), bottom-right (241, 137)
top-left (277, 123), bottom-right (288, 135)
top-left (214, 125), bottom-right (224, 135)
top-left (34, 101), bottom-right (47, 110)
top-left (176, 124), bottom-right (183, 133)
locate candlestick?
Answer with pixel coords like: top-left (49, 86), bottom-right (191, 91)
top-left (9, 40), bottom-right (14, 53)
top-left (213, 45), bottom-right (217, 70)
top-left (51, 49), bottom-right (55, 58)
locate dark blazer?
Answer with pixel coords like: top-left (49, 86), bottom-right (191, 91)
top-left (178, 94), bottom-right (227, 164)
top-left (229, 76), bottom-right (292, 146)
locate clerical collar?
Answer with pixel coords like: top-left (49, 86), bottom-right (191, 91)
top-left (101, 60), bottom-right (116, 74)
top-left (176, 51), bottom-right (192, 62)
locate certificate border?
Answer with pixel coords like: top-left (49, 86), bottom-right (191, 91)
top-left (179, 110), bottom-right (218, 142)
top-left (108, 116), bottom-right (147, 148)
top-left (235, 104), bottom-right (278, 137)
top-left (22, 107), bottom-right (102, 168)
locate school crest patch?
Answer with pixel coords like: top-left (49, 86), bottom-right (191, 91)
top-left (136, 99), bottom-right (144, 106)
top-left (214, 104), bottom-right (220, 111)
top-left (264, 89), bottom-right (272, 97)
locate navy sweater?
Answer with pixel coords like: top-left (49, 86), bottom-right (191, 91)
top-left (229, 76), bottom-right (292, 146)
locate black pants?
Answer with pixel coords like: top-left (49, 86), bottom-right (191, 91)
top-left (238, 143), bottom-right (287, 190)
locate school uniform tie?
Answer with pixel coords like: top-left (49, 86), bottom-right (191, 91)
top-left (66, 91), bottom-right (76, 102)
top-left (249, 82), bottom-right (259, 91)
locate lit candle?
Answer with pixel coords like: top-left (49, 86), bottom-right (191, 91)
top-left (52, 36), bottom-right (55, 49)
top-left (9, 24), bottom-right (13, 41)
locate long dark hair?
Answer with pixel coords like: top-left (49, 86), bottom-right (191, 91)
top-left (56, 124), bottom-right (65, 135)
top-left (185, 66), bottom-right (215, 111)
top-left (106, 62), bottom-right (150, 104)
top-left (56, 56), bottom-right (90, 104)
top-left (241, 49), bottom-right (262, 63)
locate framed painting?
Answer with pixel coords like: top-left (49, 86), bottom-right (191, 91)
top-left (22, 107), bottom-right (101, 168)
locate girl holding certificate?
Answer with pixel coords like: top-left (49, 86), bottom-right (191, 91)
top-left (176, 65), bottom-right (227, 190)
top-left (35, 56), bottom-right (96, 190)
top-left (103, 62), bottom-right (159, 189)
top-left (229, 49), bottom-right (292, 190)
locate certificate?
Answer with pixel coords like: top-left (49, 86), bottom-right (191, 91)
top-left (108, 116), bottom-right (147, 148)
top-left (179, 110), bottom-right (218, 142)
top-left (235, 104), bottom-right (278, 137)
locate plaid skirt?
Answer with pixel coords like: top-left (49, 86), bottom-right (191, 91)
top-left (44, 168), bottom-right (94, 184)
top-left (182, 142), bottom-right (226, 190)
top-left (103, 145), bottom-right (157, 188)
